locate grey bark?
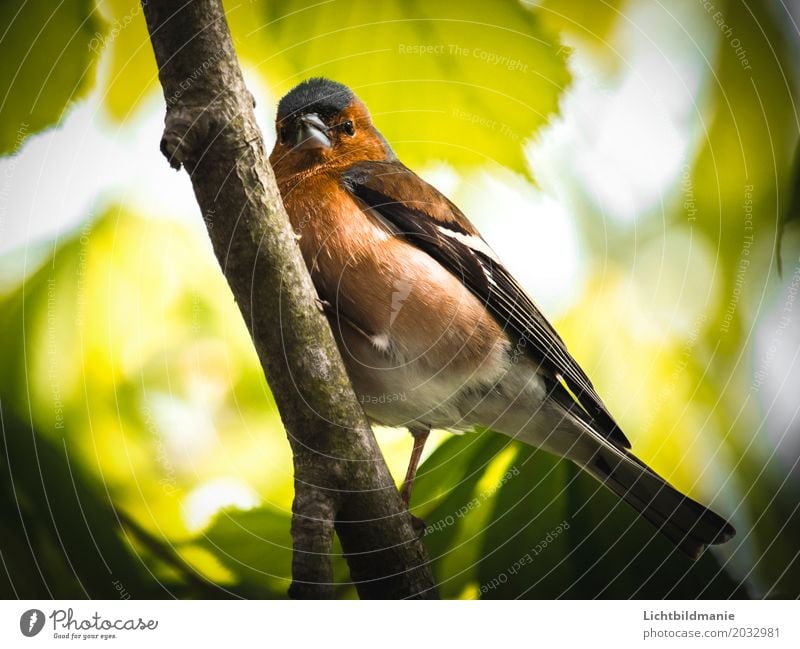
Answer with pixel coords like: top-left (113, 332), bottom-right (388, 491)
top-left (140, 0), bottom-right (436, 599)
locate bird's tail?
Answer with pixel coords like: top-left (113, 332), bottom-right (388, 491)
top-left (575, 437), bottom-right (736, 559)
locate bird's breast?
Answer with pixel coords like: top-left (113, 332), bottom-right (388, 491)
top-left (278, 171), bottom-right (512, 428)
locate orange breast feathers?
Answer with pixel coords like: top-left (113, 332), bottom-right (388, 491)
top-left (279, 171), bottom-right (507, 373)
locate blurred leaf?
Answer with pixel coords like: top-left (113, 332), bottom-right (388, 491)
top-left (476, 445), bottom-right (747, 598)
top-left (779, 143), bottom-right (800, 272)
top-left (411, 430), bottom-right (509, 597)
top-left (193, 506), bottom-right (293, 597)
top-left (680, 0), bottom-right (800, 594)
top-left (559, 462), bottom-right (747, 599)
top-left (477, 445), bottom-right (573, 598)
top-left (0, 0), bottom-right (103, 154)
top-left (0, 406), bottom-right (163, 598)
top-left (227, 0), bottom-right (571, 174)
top-left (692, 0), bottom-right (797, 268)
top-left (538, 0), bottom-right (623, 69)
top-left (192, 505), bottom-right (356, 598)
top-left (96, 0), bottom-right (159, 120)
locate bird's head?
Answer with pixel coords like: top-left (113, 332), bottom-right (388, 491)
top-left (269, 78), bottom-right (393, 180)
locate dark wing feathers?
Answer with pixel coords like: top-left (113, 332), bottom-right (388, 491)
top-left (341, 161), bottom-right (478, 235)
top-left (342, 160), bottom-right (631, 449)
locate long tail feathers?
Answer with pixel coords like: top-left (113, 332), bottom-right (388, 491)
top-left (580, 442), bottom-right (736, 560)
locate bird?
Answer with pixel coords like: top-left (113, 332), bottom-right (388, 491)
top-left (268, 77), bottom-right (735, 559)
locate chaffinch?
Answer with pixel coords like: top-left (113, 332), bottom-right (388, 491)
top-left (269, 78), bottom-right (735, 558)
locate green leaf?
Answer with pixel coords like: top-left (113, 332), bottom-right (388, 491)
top-left (0, 0), bottom-right (103, 154)
top-left (193, 506), bottom-right (356, 598)
top-left (423, 438), bottom-right (748, 598)
top-left (97, 0), bottom-right (159, 121)
top-left (411, 430), bottom-right (509, 597)
top-left (479, 451), bottom-right (747, 598)
top-left (193, 506), bottom-right (293, 597)
top-left (539, 0), bottom-right (623, 62)
top-left (0, 406), bottom-right (163, 598)
top-left (558, 463), bottom-right (747, 599)
top-left (477, 446), bottom-right (574, 599)
top-left (229, 0), bottom-right (571, 174)
top-left (691, 0), bottom-right (797, 272)
top-left (779, 143), bottom-right (800, 272)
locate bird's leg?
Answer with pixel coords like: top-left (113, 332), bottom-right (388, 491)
top-left (399, 425), bottom-right (430, 508)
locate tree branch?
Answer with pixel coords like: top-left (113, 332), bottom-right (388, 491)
top-left (140, 0), bottom-right (436, 599)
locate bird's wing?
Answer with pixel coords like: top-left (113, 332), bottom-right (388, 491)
top-left (342, 160), bottom-right (630, 449)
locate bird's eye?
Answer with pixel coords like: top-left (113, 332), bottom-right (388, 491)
top-left (342, 120), bottom-right (355, 136)
top-left (279, 127), bottom-right (289, 143)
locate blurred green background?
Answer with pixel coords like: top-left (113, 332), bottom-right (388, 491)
top-left (1, 0), bottom-right (799, 599)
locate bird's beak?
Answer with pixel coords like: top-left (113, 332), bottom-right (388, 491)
top-left (295, 113), bottom-right (331, 150)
